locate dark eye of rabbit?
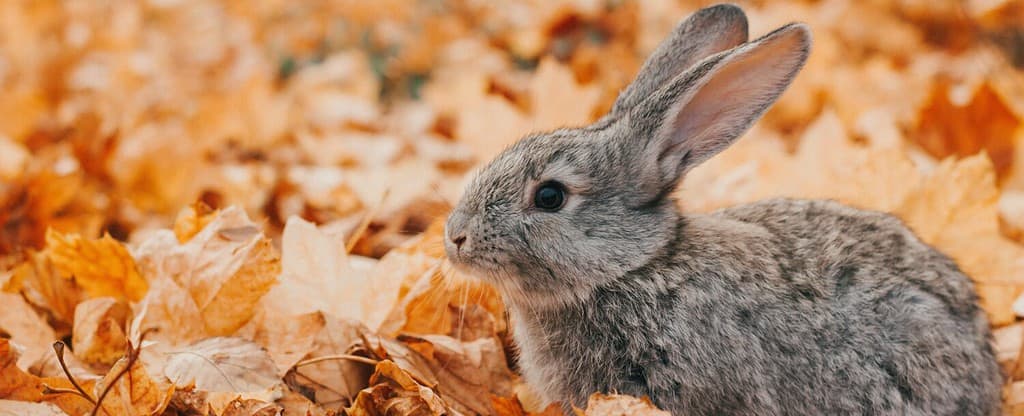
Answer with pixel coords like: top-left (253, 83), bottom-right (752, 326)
top-left (534, 181), bottom-right (566, 211)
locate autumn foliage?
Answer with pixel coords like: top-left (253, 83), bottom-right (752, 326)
top-left (1, 0), bottom-right (1024, 415)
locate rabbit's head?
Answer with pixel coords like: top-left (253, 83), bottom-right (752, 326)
top-left (445, 4), bottom-right (811, 309)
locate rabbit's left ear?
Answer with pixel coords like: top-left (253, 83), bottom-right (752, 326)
top-left (626, 23), bottom-right (811, 197)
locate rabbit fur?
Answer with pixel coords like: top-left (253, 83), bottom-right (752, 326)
top-left (444, 4), bottom-right (1003, 415)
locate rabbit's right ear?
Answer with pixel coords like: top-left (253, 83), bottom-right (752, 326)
top-left (622, 23), bottom-right (811, 200)
top-left (611, 4), bottom-right (748, 115)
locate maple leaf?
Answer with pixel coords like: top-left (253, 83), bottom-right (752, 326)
top-left (133, 207), bottom-right (280, 338)
top-left (46, 230), bottom-right (148, 303)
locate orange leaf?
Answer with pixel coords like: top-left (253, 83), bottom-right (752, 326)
top-left (46, 230), bottom-right (148, 302)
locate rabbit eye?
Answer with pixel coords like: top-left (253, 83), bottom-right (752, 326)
top-left (534, 181), bottom-right (566, 211)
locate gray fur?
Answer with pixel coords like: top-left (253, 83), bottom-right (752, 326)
top-left (445, 5), bottom-right (1002, 415)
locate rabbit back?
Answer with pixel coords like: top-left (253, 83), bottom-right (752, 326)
top-left (514, 198), bottom-right (1002, 415)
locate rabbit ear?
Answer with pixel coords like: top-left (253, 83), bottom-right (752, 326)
top-left (611, 4), bottom-right (748, 115)
top-left (627, 23), bottom-right (811, 197)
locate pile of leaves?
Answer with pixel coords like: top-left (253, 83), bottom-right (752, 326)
top-left (1, 0), bottom-right (1024, 414)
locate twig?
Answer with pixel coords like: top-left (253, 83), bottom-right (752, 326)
top-left (50, 341), bottom-right (96, 404)
top-left (90, 329), bottom-right (154, 416)
top-left (294, 354), bottom-right (379, 368)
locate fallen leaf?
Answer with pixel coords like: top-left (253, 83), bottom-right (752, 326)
top-left (133, 207), bottom-right (280, 337)
top-left (0, 339), bottom-right (43, 402)
top-left (219, 398), bottom-right (282, 416)
top-left (346, 360), bottom-right (452, 416)
top-left (92, 355), bottom-right (174, 416)
top-left (8, 250), bottom-right (85, 329)
top-left (46, 230), bottom-right (148, 302)
top-left (285, 316), bottom-right (373, 408)
top-left (575, 393), bottom-right (670, 416)
top-left (0, 293), bottom-right (57, 369)
top-left (268, 216), bottom-right (399, 330)
top-left (72, 297), bottom-right (130, 367)
top-left (163, 337), bottom-right (280, 393)
top-left (0, 400), bottom-right (68, 416)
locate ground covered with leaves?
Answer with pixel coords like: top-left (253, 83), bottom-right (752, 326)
top-left (1, 0), bottom-right (1024, 415)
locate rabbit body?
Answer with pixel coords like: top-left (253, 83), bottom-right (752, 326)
top-left (444, 4), bottom-right (1003, 415)
top-left (513, 198), bottom-right (1001, 415)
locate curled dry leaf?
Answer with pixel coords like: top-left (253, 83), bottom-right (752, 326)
top-left (45, 230), bottom-right (148, 302)
top-left (0, 339), bottom-right (42, 402)
top-left (92, 355), bottom-right (174, 416)
top-left (71, 297), bottom-right (130, 367)
top-left (8, 249), bottom-right (85, 329)
top-left (346, 360), bottom-right (453, 416)
top-left (219, 398), bottom-right (282, 416)
top-left (574, 393), bottom-right (670, 416)
top-left (285, 316), bottom-right (372, 408)
top-left (392, 333), bottom-right (515, 416)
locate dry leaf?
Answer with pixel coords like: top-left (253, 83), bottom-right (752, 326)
top-left (346, 360), bottom-right (453, 416)
top-left (133, 207), bottom-right (280, 337)
top-left (219, 398), bottom-right (282, 416)
top-left (285, 316), bottom-right (373, 407)
top-left (0, 293), bottom-right (57, 369)
top-left (575, 393), bottom-right (670, 416)
top-left (92, 355), bottom-right (174, 416)
top-left (72, 297), bottom-right (130, 366)
top-left (163, 337), bottom-right (280, 393)
top-left (0, 339), bottom-right (43, 402)
top-left (268, 216), bottom-right (399, 330)
top-left (8, 250), bottom-right (85, 328)
top-left (252, 311), bottom-right (327, 376)
top-left (46, 230), bottom-right (148, 302)
top-left (0, 400), bottom-right (68, 416)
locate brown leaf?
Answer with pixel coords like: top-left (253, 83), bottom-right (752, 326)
top-left (8, 249), bottom-right (85, 329)
top-left (575, 393), bottom-right (669, 416)
top-left (72, 297), bottom-right (130, 367)
top-left (346, 360), bottom-right (453, 416)
top-left (0, 293), bottom-right (57, 369)
top-left (219, 398), bottom-right (282, 416)
top-left (0, 400), bottom-right (68, 416)
top-left (0, 339), bottom-right (43, 402)
top-left (268, 216), bottom-right (400, 330)
top-left (163, 337), bottom-right (280, 393)
top-left (46, 230), bottom-right (148, 302)
top-left (275, 390), bottom-right (332, 416)
top-left (286, 316), bottom-right (373, 408)
top-left (133, 207), bottom-right (280, 339)
top-left (92, 355), bottom-right (174, 416)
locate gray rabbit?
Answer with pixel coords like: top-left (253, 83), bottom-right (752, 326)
top-left (443, 4), bottom-right (1003, 415)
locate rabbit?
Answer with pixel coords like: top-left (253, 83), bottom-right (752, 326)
top-left (443, 3), bottom-right (1003, 415)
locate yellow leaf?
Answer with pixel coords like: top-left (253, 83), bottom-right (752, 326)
top-left (46, 230), bottom-right (148, 302)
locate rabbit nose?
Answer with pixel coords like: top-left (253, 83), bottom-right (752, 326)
top-left (451, 234), bottom-right (467, 250)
